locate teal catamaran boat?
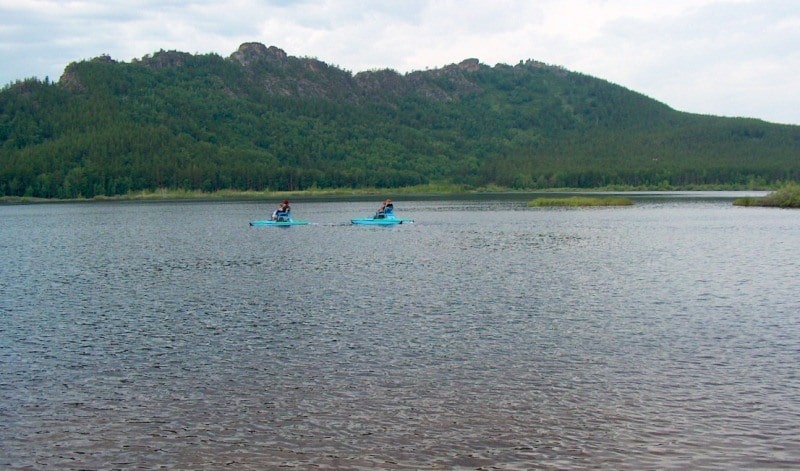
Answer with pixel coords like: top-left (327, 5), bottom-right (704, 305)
top-left (250, 210), bottom-right (309, 226)
top-left (351, 205), bottom-right (413, 225)
top-left (249, 218), bottom-right (310, 226)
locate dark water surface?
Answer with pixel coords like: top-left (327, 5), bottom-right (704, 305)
top-left (2, 195), bottom-right (799, 469)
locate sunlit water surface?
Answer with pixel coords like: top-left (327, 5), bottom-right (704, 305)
top-left (2, 195), bottom-right (799, 469)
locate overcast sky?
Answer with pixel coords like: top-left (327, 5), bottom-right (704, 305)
top-left (2, 0), bottom-right (798, 125)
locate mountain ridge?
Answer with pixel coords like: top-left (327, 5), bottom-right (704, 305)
top-left (1, 42), bottom-right (798, 198)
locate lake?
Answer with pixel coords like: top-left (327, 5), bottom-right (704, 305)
top-left (2, 193), bottom-right (799, 470)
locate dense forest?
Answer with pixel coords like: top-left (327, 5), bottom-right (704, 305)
top-left (1, 42), bottom-right (799, 199)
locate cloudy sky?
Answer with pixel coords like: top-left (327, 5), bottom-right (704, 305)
top-left (2, 0), bottom-right (798, 124)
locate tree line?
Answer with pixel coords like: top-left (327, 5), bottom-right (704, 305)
top-left (2, 48), bottom-right (799, 198)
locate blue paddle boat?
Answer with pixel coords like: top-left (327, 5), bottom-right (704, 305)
top-left (249, 218), bottom-right (310, 227)
top-left (351, 204), bottom-right (413, 225)
top-left (250, 210), bottom-right (309, 226)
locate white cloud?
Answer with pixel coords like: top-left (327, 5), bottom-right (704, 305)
top-left (1, 0), bottom-right (798, 124)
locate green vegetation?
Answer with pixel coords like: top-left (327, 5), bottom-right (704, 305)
top-left (2, 44), bottom-right (799, 200)
top-left (0, 182), bottom-right (479, 204)
top-left (733, 183), bottom-right (800, 208)
top-left (528, 196), bottom-right (634, 207)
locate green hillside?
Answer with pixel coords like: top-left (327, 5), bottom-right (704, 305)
top-left (1, 42), bottom-right (798, 199)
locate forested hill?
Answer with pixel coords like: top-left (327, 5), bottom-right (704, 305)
top-left (2, 42), bottom-right (799, 198)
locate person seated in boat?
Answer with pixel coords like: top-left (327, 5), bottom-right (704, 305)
top-left (375, 199), bottom-right (393, 218)
top-left (271, 200), bottom-right (291, 221)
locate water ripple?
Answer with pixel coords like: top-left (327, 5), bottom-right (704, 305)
top-left (2, 200), bottom-right (799, 469)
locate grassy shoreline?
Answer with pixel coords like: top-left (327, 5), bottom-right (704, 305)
top-left (0, 182), bottom-right (779, 205)
top-left (733, 183), bottom-right (800, 208)
top-left (0, 184), bottom-right (469, 204)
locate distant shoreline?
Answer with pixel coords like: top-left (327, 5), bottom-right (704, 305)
top-left (0, 184), bottom-right (777, 205)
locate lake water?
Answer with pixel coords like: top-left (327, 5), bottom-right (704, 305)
top-left (2, 194), bottom-right (799, 470)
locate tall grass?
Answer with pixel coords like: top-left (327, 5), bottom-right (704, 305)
top-left (733, 183), bottom-right (800, 208)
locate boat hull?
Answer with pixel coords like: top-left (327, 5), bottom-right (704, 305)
top-left (249, 220), bottom-right (310, 227)
top-left (350, 216), bottom-right (413, 225)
